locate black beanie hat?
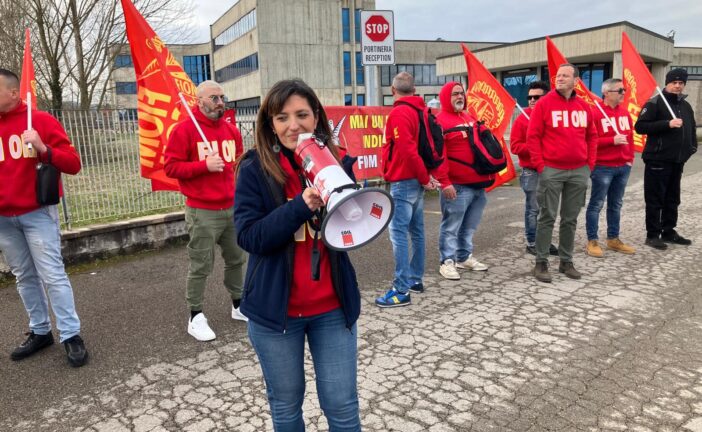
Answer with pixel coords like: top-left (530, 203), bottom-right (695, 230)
top-left (665, 68), bottom-right (688, 85)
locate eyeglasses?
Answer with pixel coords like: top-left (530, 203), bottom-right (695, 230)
top-left (527, 95), bottom-right (542, 101)
top-left (606, 88), bottom-right (626, 95)
top-left (204, 95), bottom-right (228, 103)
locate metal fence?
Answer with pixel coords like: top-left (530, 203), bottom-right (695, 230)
top-left (51, 106), bottom-right (259, 229)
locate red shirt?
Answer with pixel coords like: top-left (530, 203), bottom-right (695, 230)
top-left (279, 154), bottom-right (340, 318)
top-left (382, 95), bottom-right (431, 185)
top-left (509, 107), bottom-right (536, 169)
top-left (526, 90), bottom-right (598, 173)
top-left (592, 103), bottom-right (635, 167)
top-left (164, 107), bottom-right (243, 210)
top-left (0, 102), bottom-right (81, 216)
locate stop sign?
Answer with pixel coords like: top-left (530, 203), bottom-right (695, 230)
top-left (365, 15), bottom-right (390, 42)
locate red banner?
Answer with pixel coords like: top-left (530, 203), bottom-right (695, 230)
top-left (461, 43), bottom-right (516, 190)
top-left (324, 106), bottom-right (391, 181)
top-left (622, 32), bottom-right (657, 153)
top-left (19, 28), bottom-right (36, 106)
top-left (545, 36), bottom-right (601, 108)
top-left (121, 0), bottom-right (198, 191)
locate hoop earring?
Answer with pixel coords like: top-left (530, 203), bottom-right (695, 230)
top-left (272, 136), bottom-right (281, 153)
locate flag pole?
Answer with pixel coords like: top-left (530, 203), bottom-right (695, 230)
top-left (515, 103), bottom-right (529, 120)
top-left (655, 86), bottom-right (678, 120)
top-left (177, 92), bottom-right (213, 154)
top-left (26, 91), bottom-right (33, 151)
top-left (593, 100), bottom-right (621, 135)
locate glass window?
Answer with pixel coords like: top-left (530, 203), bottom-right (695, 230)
top-left (214, 53), bottom-right (259, 83)
top-left (381, 66), bottom-right (390, 86)
top-left (115, 81), bottom-right (137, 95)
top-left (357, 94), bottom-right (365, 106)
top-left (214, 9), bottom-right (257, 50)
top-left (383, 95), bottom-right (394, 106)
top-left (342, 8), bottom-right (350, 43)
top-left (423, 94), bottom-right (437, 102)
top-left (354, 9), bottom-right (362, 42)
top-left (343, 51), bottom-right (351, 86)
top-left (114, 54), bottom-right (132, 68)
top-left (355, 52), bottom-right (364, 85)
top-left (183, 55), bottom-right (211, 86)
top-left (501, 68), bottom-right (537, 107)
top-left (344, 94), bottom-right (353, 106)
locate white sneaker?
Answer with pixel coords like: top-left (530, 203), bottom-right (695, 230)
top-left (188, 313), bottom-right (216, 341)
top-left (439, 259), bottom-right (461, 280)
top-left (456, 254), bottom-right (488, 271)
top-left (232, 306), bottom-right (249, 322)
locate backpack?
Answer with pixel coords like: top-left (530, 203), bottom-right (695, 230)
top-left (396, 102), bottom-right (444, 170)
top-left (444, 122), bottom-right (507, 175)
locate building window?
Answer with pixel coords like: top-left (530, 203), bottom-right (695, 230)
top-left (214, 9), bottom-right (256, 50)
top-left (380, 64), bottom-right (464, 87)
top-left (670, 66), bottom-right (702, 80)
top-left (115, 81), bottom-right (137, 95)
top-left (354, 9), bottom-right (362, 42)
top-left (383, 95), bottom-right (394, 106)
top-left (114, 54), bottom-right (133, 68)
top-left (501, 68), bottom-right (538, 107)
top-left (355, 52), bottom-right (364, 85)
top-left (215, 53), bottom-right (259, 83)
top-left (342, 8), bottom-right (350, 43)
top-left (577, 63), bottom-right (609, 95)
top-left (343, 51), bottom-right (352, 86)
top-left (183, 55), bottom-right (211, 86)
top-left (357, 94), bottom-right (365, 106)
top-left (344, 94), bottom-right (353, 106)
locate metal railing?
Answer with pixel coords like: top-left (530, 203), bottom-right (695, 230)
top-left (51, 106), bottom-right (259, 229)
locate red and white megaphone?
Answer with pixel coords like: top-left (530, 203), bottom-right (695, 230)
top-left (295, 133), bottom-right (394, 251)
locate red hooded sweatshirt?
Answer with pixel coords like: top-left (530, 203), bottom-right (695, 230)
top-left (434, 82), bottom-right (494, 189)
top-left (382, 95), bottom-right (431, 185)
top-left (592, 103), bottom-right (635, 167)
top-left (0, 101), bottom-right (81, 216)
top-left (509, 107), bottom-right (536, 169)
top-left (526, 89), bottom-right (598, 173)
top-left (164, 107), bottom-right (243, 210)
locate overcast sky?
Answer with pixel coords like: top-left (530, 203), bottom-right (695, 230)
top-left (190, 0), bottom-right (702, 47)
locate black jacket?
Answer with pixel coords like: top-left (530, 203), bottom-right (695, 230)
top-left (234, 150), bottom-right (361, 333)
top-left (635, 90), bottom-right (697, 163)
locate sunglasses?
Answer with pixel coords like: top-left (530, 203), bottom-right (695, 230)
top-left (526, 95), bottom-right (542, 101)
top-left (607, 88), bottom-right (626, 95)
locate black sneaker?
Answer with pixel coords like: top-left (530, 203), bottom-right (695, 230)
top-left (526, 245), bottom-right (536, 256)
top-left (63, 335), bottom-right (89, 368)
top-left (645, 237), bottom-right (668, 250)
top-left (549, 244), bottom-right (559, 256)
top-left (662, 231), bottom-right (692, 245)
top-left (10, 331), bottom-right (54, 361)
top-left (409, 282), bottom-right (425, 294)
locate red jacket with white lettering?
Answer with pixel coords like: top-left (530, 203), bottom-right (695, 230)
top-left (526, 90), bottom-right (598, 173)
top-left (0, 101), bottom-right (81, 216)
top-left (381, 95), bottom-right (431, 185)
top-left (433, 81), bottom-right (494, 188)
top-left (164, 107), bottom-right (243, 210)
top-left (509, 107), bottom-right (536, 169)
top-left (592, 103), bottom-right (635, 167)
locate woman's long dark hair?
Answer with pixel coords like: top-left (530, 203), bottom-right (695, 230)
top-left (253, 79), bottom-right (336, 185)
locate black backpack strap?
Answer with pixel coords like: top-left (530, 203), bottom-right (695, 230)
top-left (443, 125), bottom-right (471, 135)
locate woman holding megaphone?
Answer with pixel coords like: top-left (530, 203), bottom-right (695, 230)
top-left (234, 79), bottom-right (362, 431)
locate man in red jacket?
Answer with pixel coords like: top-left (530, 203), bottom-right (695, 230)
top-left (376, 72), bottom-right (438, 308)
top-left (509, 80), bottom-right (558, 256)
top-left (433, 82), bottom-right (490, 281)
top-left (585, 78), bottom-right (636, 257)
top-left (165, 80), bottom-right (247, 341)
top-left (526, 64), bottom-right (597, 282)
top-left (0, 69), bottom-right (88, 367)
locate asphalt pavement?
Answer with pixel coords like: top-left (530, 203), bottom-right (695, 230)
top-left (1, 153), bottom-right (702, 431)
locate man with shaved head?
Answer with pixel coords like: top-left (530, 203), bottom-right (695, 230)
top-left (165, 80), bottom-right (247, 341)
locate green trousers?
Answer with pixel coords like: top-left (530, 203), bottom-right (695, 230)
top-left (185, 206), bottom-right (247, 311)
top-left (535, 165), bottom-right (589, 262)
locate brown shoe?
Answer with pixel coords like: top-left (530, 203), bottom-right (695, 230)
top-left (533, 261), bottom-right (552, 283)
top-left (586, 240), bottom-right (604, 258)
top-left (606, 238), bottom-right (635, 254)
top-left (559, 261), bottom-right (582, 279)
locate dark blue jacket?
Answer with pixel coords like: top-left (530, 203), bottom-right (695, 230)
top-left (234, 150), bottom-right (361, 332)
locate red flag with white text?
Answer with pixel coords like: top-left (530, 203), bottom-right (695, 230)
top-left (120, 0), bottom-right (199, 191)
top-left (621, 31), bottom-right (657, 152)
top-left (19, 28), bottom-right (37, 106)
top-left (545, 36), bottom-right (601, 108)
top-left (461, 43), bottom-right (516, 191)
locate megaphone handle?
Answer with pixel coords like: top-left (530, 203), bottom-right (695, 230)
top-left (310, 227), bottom-right (321, 281)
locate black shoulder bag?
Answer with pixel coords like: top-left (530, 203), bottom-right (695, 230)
top-left (36, 146), bottom-right (61, 205)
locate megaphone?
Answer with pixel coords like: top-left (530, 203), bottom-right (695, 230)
top-left (295, 133), bottom-right (394, 251)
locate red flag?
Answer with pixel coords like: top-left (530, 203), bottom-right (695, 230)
top-left (545, 36), bottom-right (601, 108)
top-left (19, 28), bottom-right (37, 105)
top-left (461, 43), bottom-right (516, 190)
top-left (622, 32), bottom-right (657, 152)
top-left (120, 0), bottom-right (199, 191)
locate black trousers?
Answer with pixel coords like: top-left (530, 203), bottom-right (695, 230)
top-left (643, 160), bottom-right (684, 238)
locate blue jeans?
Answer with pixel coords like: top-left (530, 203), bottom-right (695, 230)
top-left (439, 185), bottom-right (487, 263)
top-left (0, 206), bottom-right (81, 343)
top-left (248, 309), bottom-right (360, 432)
top-left (586, 165), bottom-right (631, 240)
top-left (388, 179), bottom-right (425, 293)
top-left (519, 168), bottom-right (539, 246)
